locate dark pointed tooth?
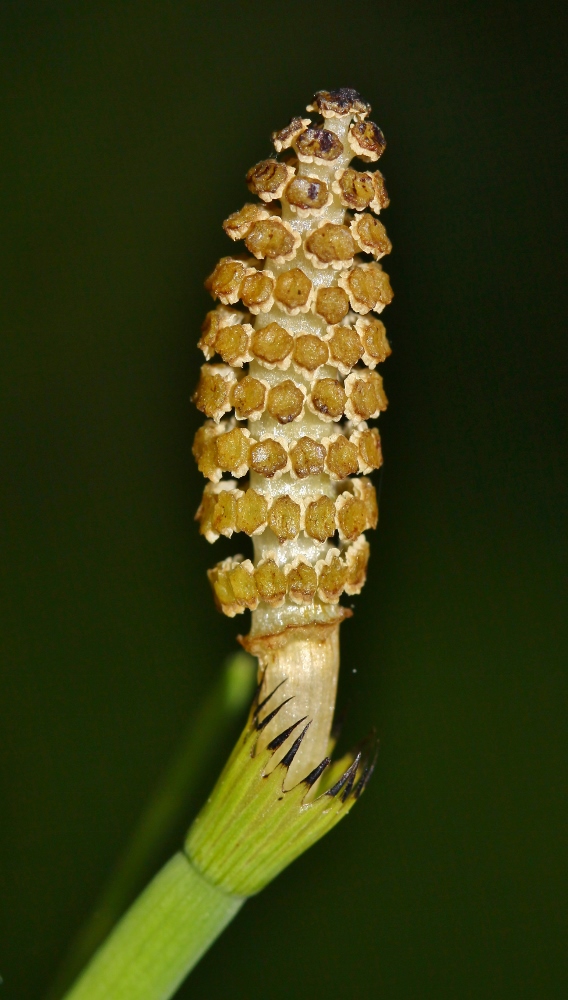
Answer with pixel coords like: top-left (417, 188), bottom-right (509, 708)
top-left (254, 677), bottom-right (288, 719)
top-left (326, 752), bottom-right (361, 798)
top-left (353, 747), bottom-right (379, 799)
top-left (326, 771), bottom-right (351, 798)
top-left (303, 756), bottom-right (331, 787)
top-left (341, 753), bottom-right (362, 802)
top-left (267, 715), bottom-right (308, 751)
top-left (256, 696), bottom-right (294, 732)
top-left (352, 770), bottom-right (370, 800)
top-left (280, 722), bottom-right (312, 767)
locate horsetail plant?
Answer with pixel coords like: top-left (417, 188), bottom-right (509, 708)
top-left (61, 87), bottom-right (393, 1000)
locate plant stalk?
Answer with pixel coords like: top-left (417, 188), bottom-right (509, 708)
top-left (48, 653), bottom-right (254, 1000)
top-left (62, 853), bottom-right (244, 1000)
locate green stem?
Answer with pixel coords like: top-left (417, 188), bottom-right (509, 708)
top-left (62, 853), bottom-right (244, 1000)
top-left (56, 648), bottom-right (369, 1000)
top-left (48, 653), bottom-right (255, 1000)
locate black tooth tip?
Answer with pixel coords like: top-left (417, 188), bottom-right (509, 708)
top-left (280, 721), bottom-right (312, 768)
top-left (352, 770), bottom-right (370, 800)
top-left (254, 678), bottom-right (288, 718)
top-left (353, 746), bottom-right (379, 799)
top-left (267, 715), bottom-right (308, 751)
top-left (326, 771), bottom-right (350, 798)
top-left (303, 756), bottom-right (331, 787)
top-left (327, 752), bottom-right (361, 799)
top-left (341, 752), bottom-right (362, 802)
top-left (256, 696), bottom-right (294, 732)
top-left (251, 678), bottom-right (262, 706)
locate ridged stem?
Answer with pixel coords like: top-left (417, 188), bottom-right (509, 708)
top-left (62, 853), bottom-right (244, 1000)
top-left (49, 653), bottom-right (254, 1000)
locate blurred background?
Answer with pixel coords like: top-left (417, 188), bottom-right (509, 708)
top-left (1, 1), bottom-right (567, 997)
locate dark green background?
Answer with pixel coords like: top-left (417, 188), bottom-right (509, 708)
top-left (1, 2), bottom-right (567, 997)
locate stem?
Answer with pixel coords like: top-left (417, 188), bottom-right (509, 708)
top-left (62, 853), bottom-right (244, 1000)
top-left (48, 653), bottom-right (254, 1000)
